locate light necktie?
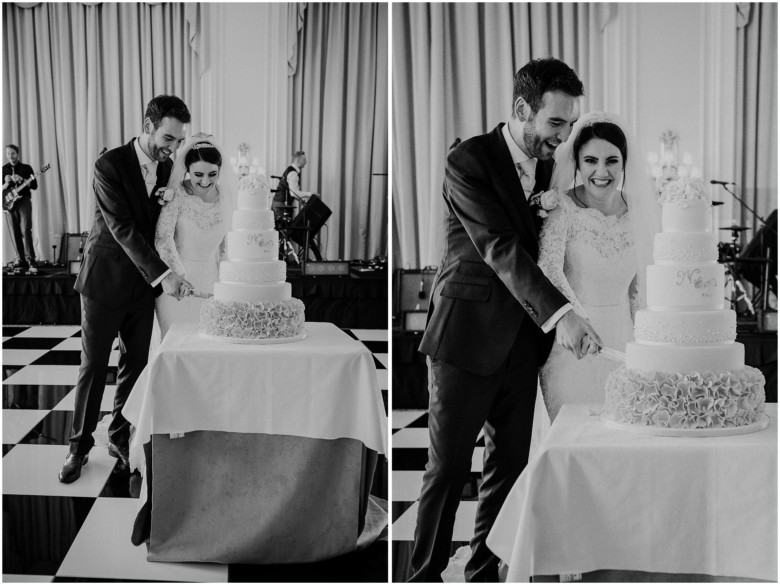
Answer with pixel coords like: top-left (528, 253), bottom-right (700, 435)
top-left (143, 162), bottom-right (158, 197)
top-left (516, 158), bottom-right (536, 198)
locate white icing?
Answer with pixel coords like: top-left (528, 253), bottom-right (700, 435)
top-left (237, 188), bottom-right (272, 211)
top-left (220, 260), bottom-right (287, 284)
top-left (625, 341), bottom-right (744, 372)
top-left (661, 199), bottom-right (712, 233)
top-left (226, 230), bottom-right (279, 261)
top-left (646, 264), bottom-right (724, 310)
top-left (232, 209), bottom-right (275, 231)
top-left (634, 309), bottom-right (736, 344)
top-left (653, 232), bottom-right (718, 264)
top-left (213, 281), bottom-right (291, 303)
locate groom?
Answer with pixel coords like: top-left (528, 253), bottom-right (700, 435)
top-left (411, 58), bottom-right (601, 581)
top-left (59, 95), bottom-right (193, 483)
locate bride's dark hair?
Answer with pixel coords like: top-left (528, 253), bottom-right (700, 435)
top-left (572, 121), bottom-right (629, 205)
top-left (184, 142), bottom-right (222, 169)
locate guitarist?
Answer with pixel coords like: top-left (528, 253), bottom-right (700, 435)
top-left (3, 144), bottom-right (38, 271)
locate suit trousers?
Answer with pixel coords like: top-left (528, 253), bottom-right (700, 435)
top-left (10, 197), bottom-right (35, 262)
top-left (68, 279), bottom-right (155, 456)
top-left (410, 321), bottom-right (541, 582)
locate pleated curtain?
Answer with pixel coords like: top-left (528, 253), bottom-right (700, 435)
top-left (2, 2), bottom-right (200, 263)
top-left (391, 3), bottom-right (612, 269)
top-left (290, 3), bottom-right (388, 261)
top-left (735, 2), bottom-right (778, 230)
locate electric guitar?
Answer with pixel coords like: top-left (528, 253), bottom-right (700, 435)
top-left (3, 163), bottom-right (50, 212)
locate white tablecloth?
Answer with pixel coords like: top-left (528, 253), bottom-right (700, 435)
top-left (487, 403), bottom-right (777, 582)
top-left (123, 322), bottom-right (387, 459)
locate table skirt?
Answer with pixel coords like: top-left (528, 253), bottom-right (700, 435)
top-left (132, 430), bottom-right (379, 564)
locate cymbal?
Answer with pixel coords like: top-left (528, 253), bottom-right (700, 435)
top-left (711, 201), bottom-right (724, 206)
top-left (719, 226), bottom-right (750, 231)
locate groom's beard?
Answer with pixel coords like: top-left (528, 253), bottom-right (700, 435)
top-left (522, 121), bottom-right (559, 160)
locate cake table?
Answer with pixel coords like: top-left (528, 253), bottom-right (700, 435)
top-left (122, 322), bottom-right (387, 564)
top-left (487, 403), bottom-right (777, 582)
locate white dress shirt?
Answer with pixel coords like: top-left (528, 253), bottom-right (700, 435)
top-left (501, 122), bottom-right (571, 333)
top-left (134, 137), bottom-right (170, 287)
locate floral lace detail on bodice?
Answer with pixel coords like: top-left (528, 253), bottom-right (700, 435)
top-left (155, 186), bottom-right (228, 277)
top-left (538, 194), bottom-right (637, 319)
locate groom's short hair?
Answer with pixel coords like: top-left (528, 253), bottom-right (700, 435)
top-left (145, 95), bottom-right (192, 129)
top-left (513, 58), bottom-right (584, 115)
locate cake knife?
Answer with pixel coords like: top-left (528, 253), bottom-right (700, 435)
top-left (597, 347), bottom-right (626, 363)
top-left (186, 289), bottom-right (213, 299)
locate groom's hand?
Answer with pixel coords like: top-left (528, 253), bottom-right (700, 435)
top-left (555, 311), bottom-right (603, 360)
top-left (161, 272), bottom-right (192, 300)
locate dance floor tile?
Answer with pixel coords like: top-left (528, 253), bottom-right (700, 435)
top-left (391, 501), bottom-right (418, 541)
top-left (3, 325), bottom-right (30, 336)
top-left (3, 495), bottom-right (96, 577)
top-left (391, 448), bottom-right (429, 471)
top-left (391, 428), bottom-right (429, 449)
top-left (374, 353), bottom-right (389, 368)
top-left (53, 386), bottom-right (116, 412)
top-left (376, 369), bottom-right (388, 391)
top-left (351, 329), bottom-right (388, 342)
top-left (15, 326), bottom-right (81, 338)
top-left (406, 412), bottom-right (429, 428)
top-left (3, 409), bottom-right (48, 444)
top-left (3, 349), bottom-right (49, 366)
top-left (3, 444), bottom-right (115, 497)
top-left (2, 574), bottom-right (55, 582)
top-left (50, 338), bottom-right (83, 351)
top-left (19, 410), bottom-right (80, 445)
top-left (362, 340), bottom-right (388, 354)
top-left (56, 498), bottom-right (228, 582)
top-left (31, 351), bottom-right (82, 366)
top-left (4, 365), bottom-right (81, 386)
top-left (4, 385), bottom-right (73, 410)
top-left (392, 470), bottom-right (425, 502)
top-left (391, 409), bottom-right (427, 430)
top-left (3, 337), bottom-right (63, 350)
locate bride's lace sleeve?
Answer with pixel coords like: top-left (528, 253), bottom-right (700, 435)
top-left (537, 202), bottom-right (588, 318)
top-left (154, 189), bottom-right (186, 276)
top-left (628, 274), bottom-right (639, 322)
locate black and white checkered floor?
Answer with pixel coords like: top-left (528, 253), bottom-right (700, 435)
top-left (3, 324), bottom-right (388, 582)
top-left (391, 408), bottom-right (483, 582)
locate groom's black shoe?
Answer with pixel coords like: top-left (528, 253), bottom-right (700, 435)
top-left (108, 442), bottom-right (130, 466)
top-left (58, 453), bottom-right (89, 483)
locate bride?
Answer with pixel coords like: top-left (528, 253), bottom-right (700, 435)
top-left (154, 134), bottom-right (233, 338)
top-left (538, 112), bottom-right (659, 421)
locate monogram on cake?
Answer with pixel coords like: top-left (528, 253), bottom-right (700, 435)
top-left (198, 172), bottom-right (306, 342)
top-left (604, 178), bottom-right (766, 432)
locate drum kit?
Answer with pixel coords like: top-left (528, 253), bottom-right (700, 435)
top-left (716, 221), bottom-right (775, 329)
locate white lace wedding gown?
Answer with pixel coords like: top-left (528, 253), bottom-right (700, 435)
top-left (538, 194), bottom-right (637, 422)
top-left (155, 187), bottom-right (229, 338)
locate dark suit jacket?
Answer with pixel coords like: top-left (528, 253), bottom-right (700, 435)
top-left (74, 139), bottom-right (172, 307)
top-left (419, 123), bottom-right (569, 376)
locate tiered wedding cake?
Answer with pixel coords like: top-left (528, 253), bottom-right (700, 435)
top-left (604, 178), bottom-right (765, 430)
top-left (198, 173), bottom-right (306, 342)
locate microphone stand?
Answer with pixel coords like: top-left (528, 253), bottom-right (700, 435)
top-left (714, 182), bottom-right (777, 237)
top-left (715, 182), bottom-right (777, 321)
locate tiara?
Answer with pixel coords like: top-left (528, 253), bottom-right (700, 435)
top-left (191, 142), bottom-right (214, 150)
top-left (583, 118), bottom-right (615, 127)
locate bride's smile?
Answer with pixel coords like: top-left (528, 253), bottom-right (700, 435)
top-left (577, 138), bottom-right (624, 200)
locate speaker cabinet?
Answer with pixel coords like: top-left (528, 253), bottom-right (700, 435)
top-left (395, 268), bottom-right (437, 317)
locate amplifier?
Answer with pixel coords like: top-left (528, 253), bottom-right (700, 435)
top-left (402, 310), bottom-right (428, 332)
top-left (60, 232), bottom-right (88, 264)
top-left (301, 260), bottom-right (350, 276)
top-left (395, 268), bottom-right (437, 316)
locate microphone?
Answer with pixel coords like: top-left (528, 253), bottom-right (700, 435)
top-left (98, 147), bottom-right (107, 157)
top-left (710, 180), bottom-right (735, 186)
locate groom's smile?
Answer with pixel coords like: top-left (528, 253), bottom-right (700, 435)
top-left (515, 90), bottom-right (580, 161)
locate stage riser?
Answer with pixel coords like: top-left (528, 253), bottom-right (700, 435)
top-left (3, 272), bottom-right (387, 329)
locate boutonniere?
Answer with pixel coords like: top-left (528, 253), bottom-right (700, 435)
top-left (157, 188), bottom-right (175, 206)
top-left (528, 188), bottom-right (559, 218)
